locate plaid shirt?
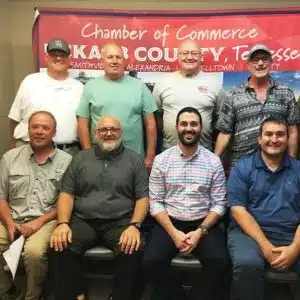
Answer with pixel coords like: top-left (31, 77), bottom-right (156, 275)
top-left (149, 144), bottom-right (227, 221)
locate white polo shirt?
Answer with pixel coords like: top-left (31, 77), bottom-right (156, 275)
top-left (8, 72), bottom-right (83, 144)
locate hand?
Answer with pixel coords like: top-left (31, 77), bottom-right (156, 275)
top-left (271, 245), bottom-right (299, 271)
top-left (119, 225), bottom-right (141, 255)
top-left (21, 219), bottom-right (43, 238)
top-left (261, 243), bottom-right (280, 264)
top-left (144, 155), bottom-right (155, 172)
top-left (171, 229), bottom-right (188, 251)
top-left (50, 224), bottom-right (72, 252)
top-left (181, 229), bottom-right (203, 254)
top-left (7, 223), bottom-right (22, 243)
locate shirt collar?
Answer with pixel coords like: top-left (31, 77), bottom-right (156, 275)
top-left (254, 150), bottom-right (291, 171)
top-left (27, 144), bottom-right (57, 162)
top-left (243, 76), bottom-right (276, 91)
top-left (94, 143), bottom-right (124, 159)
top-left (176, 143), bottom-right (201, 159)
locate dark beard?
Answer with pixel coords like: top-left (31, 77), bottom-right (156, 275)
top-left (178, 131), bottom-right (200, 147)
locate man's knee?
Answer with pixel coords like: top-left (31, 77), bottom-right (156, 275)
top-left (23, 243), bottom-right (47, 263)
top-left (232, 253), bottom-right (264, 276)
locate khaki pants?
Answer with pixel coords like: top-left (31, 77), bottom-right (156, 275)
top-left (0, 221), bottom-right (56, 300)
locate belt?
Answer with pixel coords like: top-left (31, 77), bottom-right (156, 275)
top-left (56, 141), bottom-right (80, 150)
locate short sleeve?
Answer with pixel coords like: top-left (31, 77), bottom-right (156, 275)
top-left (227, 161), bottom-right (249, 207)
top-left (216, 91), bottom-right (236, 133)
top-left (59, 153), bottom-right (81, 196)
top-left (286, 89), bottom-right (300, 125)
top-left (0, 156), bottom-right (9, 200)
top-left (133, 154), bottom-right (149, 200)
top-left (8, 78), bottom-right (27, 122)
top-left (141, 83), bottom-right (158, 116)
top-left (152, 82), bottom-right (163, 113)
top-left (76, 84), bottom-right (92, 119)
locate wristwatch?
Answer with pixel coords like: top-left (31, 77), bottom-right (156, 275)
top-left (128, 222), bottom-right (142, 230)
top-left (198, 224), bottom-right (209, 236)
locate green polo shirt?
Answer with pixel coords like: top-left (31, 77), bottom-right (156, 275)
top-left (60, 144), bottom-right (149, 220)
top-left (76, 75), bottom-right (157, 156)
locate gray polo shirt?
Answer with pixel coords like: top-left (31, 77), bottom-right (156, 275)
top-left (0, 144), bottom-right (72, 221)
top-left (60, 144), bottom-right (149, 220)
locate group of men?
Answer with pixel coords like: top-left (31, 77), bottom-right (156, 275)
top-left (0, 36), bottom-right (299, 300)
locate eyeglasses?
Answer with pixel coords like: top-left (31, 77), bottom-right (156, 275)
top-left (179, 51), bottom-right (202, 58)
top-left (96, 127), bottom-right (120, 135)
top-left (47, 51), bottom-right (69, 59)
top-left (249, 56), bottom-right (271, 64)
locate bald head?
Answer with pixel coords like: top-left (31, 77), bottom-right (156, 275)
top-left (101, 42), bottom-right (124, 57)
top-left (101, 43), bottom-right (125, 80)
top-left (96, 116), bottom-right (122, 131)
top-left (177, 40), bottom-right (202, 76)
top-left (178, 40), bottom-right (201, 53)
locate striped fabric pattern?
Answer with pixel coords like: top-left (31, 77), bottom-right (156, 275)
top-left (150, 144), bottom-right (227, 221)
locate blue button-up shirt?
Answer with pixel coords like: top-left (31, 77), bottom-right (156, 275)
top-left (228, 150), bottom-right (300, 244)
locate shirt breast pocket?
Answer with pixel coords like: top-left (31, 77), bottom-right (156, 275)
top-left (9, 170), bottom-right (30, 200)
top-left (45, 169), bottom-right (65, 205)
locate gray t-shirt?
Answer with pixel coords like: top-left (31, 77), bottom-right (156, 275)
top-left (60, 144), bottom-right (149, 220)
top-left (153, 71), bottom-right (224, 151)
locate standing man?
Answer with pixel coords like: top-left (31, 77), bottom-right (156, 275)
top-left (76, 42), bottom-right (157, 170)
top-left (153, 40), bottom-right (224, 151)
top-left (0, 111), bottom-right (72, 300)
top-left (143, 107), bottom-right (230, 300)
top-left (48, 116), bottom-right (149, 300)
top-left (227, 117), bottom-right (300, 300)
top-left (215, 44), bottom-right (299, 168)
top-left (8, 38), bottom-right (83, 154)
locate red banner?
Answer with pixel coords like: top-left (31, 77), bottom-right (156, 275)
top-left (33, 7), bottom-right (300, 73)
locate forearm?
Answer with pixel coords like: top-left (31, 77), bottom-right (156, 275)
top-left (288, 126), bottom-right (298, 158)
top-left (231, 206), bottom-right (271, 249)
top-left (35, 208), bottom-right (57, 226)
top-left (201, 211), bottom-right (222, 229)
top-left (214, 132), bottom-right (232, 156)
top-left (130, 197), bottom-right (149, 223)
top-left (56, 192), bottom-right (75, 223)
top-left (145, 120), bottom-right (157, 158)
top-left (154, 211), bottom-right (177, 237)
top-left (291, 225), bottom-right (300, 251)
top-left (77, 117), bottom-right (92, 150)
top-left (0, 200), bottom-right (14, 228)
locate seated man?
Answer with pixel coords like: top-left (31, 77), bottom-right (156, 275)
top-left (143, 107), bottom-right (230, 300)
top-left (227, 117), bottom-right (300, 300)
top-left (48, 116), bottom-right (149, 300)
top-left (0, 111), bottom-right (72, 300)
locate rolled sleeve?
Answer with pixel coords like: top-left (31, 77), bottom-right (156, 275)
top-left (209, 160), bottom-right (227, 216)
top-left (141, 83), bottom-right (158, 116)
top-left (149, 156), bottom-right (166, 216)
top-left (227, 161), bottom-right (249, 207)
top-left (0, 157), bottom-right (9, 200)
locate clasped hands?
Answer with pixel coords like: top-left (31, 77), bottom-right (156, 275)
top-left (171, 229), bottom-right (204, 255)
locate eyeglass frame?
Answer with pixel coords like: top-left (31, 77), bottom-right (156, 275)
top-left (96, 127), bottom-right (121, 135)
top-left (178, 51), bottom-right (202, 58)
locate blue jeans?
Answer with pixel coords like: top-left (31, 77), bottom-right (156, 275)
top-left (228, 227), bottom-right (300, 300)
